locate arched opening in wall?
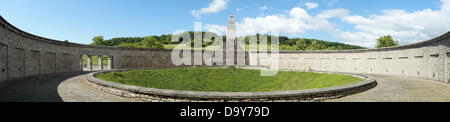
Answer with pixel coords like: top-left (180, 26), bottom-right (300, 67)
top-left (102, 55), bottom-right (112, 70)
top-left (82, 55), bottom-right (92, 71)
top-left (95, 55), bottom-right (109, 70)
top-left (82, 55), bottom-right (109, 71)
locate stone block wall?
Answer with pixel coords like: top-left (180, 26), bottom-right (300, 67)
top-left (250, 33), bottom-right (449, 83)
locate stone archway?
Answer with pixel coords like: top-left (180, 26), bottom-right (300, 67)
top-left (98, 55), bottom-right (112, 70)
top-left (107, 55), bottom-right (113, 70)
top-left (81, 54), bottom-right (112, 71)
top-left (81, 54), bottom-right (93, 71)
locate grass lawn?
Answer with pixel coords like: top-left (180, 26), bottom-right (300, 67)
top-left (95, 67), bottom-right (364, 92)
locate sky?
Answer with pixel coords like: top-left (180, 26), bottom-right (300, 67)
top-left (0, 0), bottom-right (449, 48)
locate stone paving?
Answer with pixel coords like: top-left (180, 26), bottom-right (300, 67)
top-left (0, 72), bottom-right (449, 102)
top-left (0, 72), bottom-right (135, 102)
top-left (329, 74), bottom-right (450, 102)
top-left (57, 72), bottom-right (136, 102)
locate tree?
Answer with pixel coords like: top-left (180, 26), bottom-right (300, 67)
top-left (305, 40), bottom-right (325, 50)
top-left (117, 42), bottom-right (139, 48)
top-left (88, 32), bottom-right (366, 50)
top-left (376, 35), bottom-right (399, 48)
top-left (295, 40), bottom-right (308, 50)
top-left (140, 36), bottom-right (164, 49)
top-left (92, 36), bottom-right (107, 46)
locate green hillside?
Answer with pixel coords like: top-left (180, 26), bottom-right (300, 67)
top-left (90, 31), bottom-right (366, 50)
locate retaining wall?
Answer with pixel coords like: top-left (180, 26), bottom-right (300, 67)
top-left (249, 33), bottom-right (450, 83)
top-left (85, 69), bottom-right (377, 102)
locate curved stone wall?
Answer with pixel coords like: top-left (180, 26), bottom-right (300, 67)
top-left (0, 15), bottom-right (449, 87)
top-left (250, 31), bottom-right (450, 83)
top-left (0, 16), bottom-right (177, 86)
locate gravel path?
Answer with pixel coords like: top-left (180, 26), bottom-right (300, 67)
top-left (329, 74), bottom-right (450, 102)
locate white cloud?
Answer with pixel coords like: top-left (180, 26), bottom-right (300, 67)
top-left (206, 7), bottom-right (342, 36)
top-left (205, 0), bottom-right (450, 47)
top-left (305, 2), bottom-right (318, 10)
top-left (191, 0), bottom-right (230, 18)
top-left (336, 0), bottom-right (450, 47)
top-left (260, 5), bottom-right (269, 10)
top-left (328, 0), bottom-right (339, 6)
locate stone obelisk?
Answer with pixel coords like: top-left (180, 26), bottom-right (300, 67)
top-left (225, 15), bottom-right (236, 65)
top-left (224, 15), bottom-right (247, 66)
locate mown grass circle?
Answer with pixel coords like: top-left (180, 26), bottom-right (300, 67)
top-left (95, 67), bottom-right (365, 92)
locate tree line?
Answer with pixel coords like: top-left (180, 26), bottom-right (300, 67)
top-left (90, 31), bottom-right (399, 50)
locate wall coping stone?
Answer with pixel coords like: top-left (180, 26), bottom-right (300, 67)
top-left (85, 68), bottom-right (377, 101)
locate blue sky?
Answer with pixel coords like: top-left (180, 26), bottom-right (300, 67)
top-left (0, 0), bottom-right (448, 47)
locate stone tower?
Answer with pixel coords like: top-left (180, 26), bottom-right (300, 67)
top-left (227, 15), bottom-right (236, 43)
top-left (223, 14), bottom-right (248, 66)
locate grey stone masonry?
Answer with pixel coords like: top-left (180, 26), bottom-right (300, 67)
top-left (108, 56), bottom-right (113, 69)
top-left (249, 32), bottom-right (450, 84)
top-left (98, 55), bottom-right (103, 70)
top-left (0, 16), bottom-right (177, 86)
top-left (87, 55), bottom-right (93, 71)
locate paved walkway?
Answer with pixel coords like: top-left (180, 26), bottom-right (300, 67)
top-left (0, 72), bottom-right (449, 102)
top-left (0, 72), bottom-right (135, 102)
top-left (329, 74), bottom-right (450, 102)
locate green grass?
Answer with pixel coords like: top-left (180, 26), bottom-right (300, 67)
top-left (95, 67), bottom-right (364, 92)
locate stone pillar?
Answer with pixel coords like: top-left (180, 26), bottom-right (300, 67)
top-left (226, 15), bottom-right (236, 66)
top-left (108, 56), bottom-right (113, 69)
top-left (98, 55), bottom-right (104, 70)
top-left (87, 55), bottom-right (93, 71)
